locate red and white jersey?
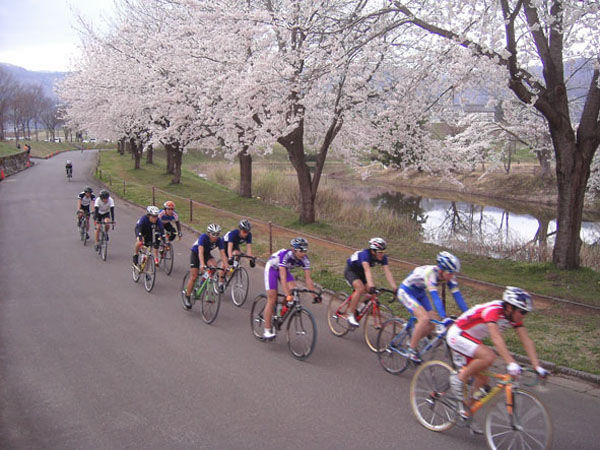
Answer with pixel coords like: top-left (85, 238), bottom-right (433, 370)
top-left (454, 300), bottom-right (522, 340)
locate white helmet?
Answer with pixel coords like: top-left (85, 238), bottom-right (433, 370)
top-left (369, 237), bottom-right (387, 251)
top-left (207, 223), bottom-right (222, 235)
top-left (146, 205), bottom-right (160, 216)
top-left (503, 286), bottom-right (533, 312)
top-left (436, 251), bottom-right (460, 273)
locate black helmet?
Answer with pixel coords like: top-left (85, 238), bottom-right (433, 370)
top-left (239, 219), bottom-right (251, 231)
top-left (84, 186), bottom-right (93, 193)
top-left (99, 189), bottom-right (110, 199)
top-left (290, 237), bottom-right (308, 252)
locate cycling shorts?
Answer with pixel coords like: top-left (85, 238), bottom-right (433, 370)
top-left (397, 288), bottom-right (433, 313)
top-left (189, 251), bottom-right (217, 269)
top-left (264, 266), bottom-right (294, 291)
top-left (344, 265), bottom-right (366, 286)
top-left (95, 212), bottom-right (110, 223)
top-left (446, 324), bottom-right (482, 367)
top-left (79, 205), bottom-right (90, 214)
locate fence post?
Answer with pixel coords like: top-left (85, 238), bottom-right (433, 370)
top-left (269, 221), bottom-right (273, 254)
top-left (109, 174), bottom-right (112, 186)
top-left (123, 180), bottom-right (126, 196)
top-left (189, 198), bottom-right (193, 222)
top-left (152, 186), bottom-right (155, 206)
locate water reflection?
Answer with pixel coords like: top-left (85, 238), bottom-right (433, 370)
top-left (373, 192), bottom-right (600, 251)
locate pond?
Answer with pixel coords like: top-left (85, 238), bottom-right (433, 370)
top-left (371, 190), bottom-right (600, 251)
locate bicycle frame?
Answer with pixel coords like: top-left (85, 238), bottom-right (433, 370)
top-left (334, 288), bottom-right (392, 323)
top-left (388, 317), bottom-right (455, 363)
top-left (466, 372), bottom-right (513, 416)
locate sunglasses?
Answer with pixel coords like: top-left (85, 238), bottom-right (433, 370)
top-left (517, 308), bottom-right (528, 315)
top-left (208, 233), bottom-right (220, 237)
top-left (375, 250), bottom-right (385, 254)
top-left (165, 208), bottom-right (174, 210)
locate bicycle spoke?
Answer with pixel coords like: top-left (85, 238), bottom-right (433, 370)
top-left (287, 307), bottom-right (316, 360)
top-left (201, 280), bottom-right (221, 324)
top-left (250, 295), bottom-right (268, 340)
top-left (377, 318), bottom-right (410, 374)
top-left (326, 292), bottom-right (350, 337)
top-left (230, 267), bottom-right (249, 306)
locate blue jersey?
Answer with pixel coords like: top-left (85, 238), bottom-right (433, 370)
top-left (192, 233), bottom-right (225, 259)
top-left (224, 229), bottom-right (252, 246)
top-left (135, 215), bottom-right (164, 241)
top-left (347, 249), bottom-right (388, 274)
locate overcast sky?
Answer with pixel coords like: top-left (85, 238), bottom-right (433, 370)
top-left (0, 0), bottom-right (115, 72)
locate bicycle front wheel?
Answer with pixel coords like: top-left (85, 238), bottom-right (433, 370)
top-left (410, 360), bottom-right (458, 432)
top-left (159, 243), bottom-right (174, 275)
top-left (201, 279), bottom-right (221, 324)
top-left (287, 306), bottom-right (317, 360)
top-left (132, 260), bottom-right (141, 283)
top-left (485, 389), bottom-right (552, 450)
top-left (326, 292), bottom-right (351, 337)
top-left (250, 294), bottom-right (268, 340)
top-left (100, 235), bottom-right (108, 261)
top-left (230, 267), bottom-right (249, 306)
top-left (376, 318), bottom-right (411, 374)
top-left (364, 303), bottom-right (394, 352)
top-left (143, 255), bottom-right (156, 292)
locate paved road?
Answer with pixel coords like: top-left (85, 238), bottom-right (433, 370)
top-left (1, 150), bottom-right (598, 449)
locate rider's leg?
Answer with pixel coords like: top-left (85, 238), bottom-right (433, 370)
top-left (458, 345), bottom-right (495, 384)
top-left (185, 267), bottom-right (199, 297)
top-left (348, 279), bottom-right (366, 316)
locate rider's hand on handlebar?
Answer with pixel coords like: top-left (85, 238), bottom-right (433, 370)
top-left (249, 258), bottom-right (256, 268)
top-left (228, 257), bottom-right (234, 265)
top-left (368, 286), bottom-right (376, 295)
top-left (507, 362), bottom-right (522, 377)
top-left (535, 366), bottom-right (549, 378)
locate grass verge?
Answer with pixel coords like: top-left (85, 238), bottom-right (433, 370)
top-left (97, 149), bottom-right (600, 374)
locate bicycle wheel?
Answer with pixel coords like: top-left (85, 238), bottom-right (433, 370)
top-left (181, 273), bottom-right (195, 309)
top-left (100, 234), bottom-right (108, 261)
top-left (132, 258), bottom-right (141, 283)
top-left (326, 292), bottom-right (351, 337)
top-left (376, 318), bottom-right (411, 374)
top-left (287, 306), bottom-right (317, 360)
top-left (485, 389), bottom-right (552, 450)
top-left (250, 294), bottom-right (268, 341)
top-left (363, 303), bottom-right (394, 352)
top-left (230, 267), bottom-right (249, 306)
top-left (159, 243), bottom-right (174, 275)
top-left (201, 279), bottom-right (221, 324)
top-left (410, 360), bottom-right (458, 432)
top-left (143, 254), bottom-right (156, 292)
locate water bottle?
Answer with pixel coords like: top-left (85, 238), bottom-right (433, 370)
top-left (276, 303), bottom-right (283, 317)
top-left (280, 305), bottom-right (288, 316)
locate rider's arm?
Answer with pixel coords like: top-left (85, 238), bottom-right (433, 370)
top-left (94, 205), bottom-right (100, 220)
top-left (175, 220), bottom-right (182, 235)
top-left (198, 246), bottom-right (206, 269)
top-left (304, 269), bottom-right (316, 292)
top-left (488, 322), bottom-right (516, 365)
top-left (220, 248), bottom-right (228, 266)
top-left (77, 199), bottom-right (82, 210)
top-left (279, 265), bottom-right (291, 297)
top-left (449, 279), bottom-right (468, 313)
top-left (227, 241), bottom-right (234, 259)
top-left (246, 243), bottom-right (252, 257)
top-left (515, 326), bottom-right (542, 369)
top-left (428, 289), bottom-right (447, 318)
top-left (110, 206), bottom-right (115, 222)
top-left (383, 264), bottom-right (396, 291)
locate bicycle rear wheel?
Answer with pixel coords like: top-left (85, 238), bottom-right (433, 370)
top-left (376, 318), bottom-right (411, 374)
top-left (250, 294), bottom-right (268, 340)
top-left (326, 292), bottom-right (351, 337)
top-left (364, 303), bottom-right (394, 352)
top-left (143, 254), bottom-right (156, 292)
top-left (159, 243), bottom-right (174, 275)
top-left (287, 306), bottom-right (317, 360)
top-left (201, 279), bottom-right (221, 324)
top-left (230, 267), bottom-right (249, 306)
top-left (485, 389), bottom-right (552, 450)
top-left (410, 360), bottom-right (458, 432)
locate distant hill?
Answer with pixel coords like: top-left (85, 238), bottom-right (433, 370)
top-left (0, 63), bottom-right (67, 99)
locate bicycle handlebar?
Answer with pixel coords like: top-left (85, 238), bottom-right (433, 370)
top-left (291, 287), bottom-right (323, 303)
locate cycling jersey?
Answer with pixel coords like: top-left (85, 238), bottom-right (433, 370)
top-left (267, 248), bottom-right (310, 271)
top-left (346, 249), bottom-right (388, 273)
top-left (191, 233), bottom-right (225, 261)
top-left (135, 215), bottom-right (165, 246)
top-left (398, 265), bottom-right (467, 317)
top-left (94, 196), bottom-right (114, 215)
top-left (453, 300), bottom-right (522, 340)
top-left (224, 229), bottom-right (252, 250)
top-left (78, 192), bottom-right (96, 208)
top-left (158, 209), bottom-right (179, 224)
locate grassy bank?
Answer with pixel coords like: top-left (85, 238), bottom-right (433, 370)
top-left (96, 149), bottom-right (600, 374)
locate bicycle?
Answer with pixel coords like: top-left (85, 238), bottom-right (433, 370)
top-left (376, 316), bottom-right (456, 375)
top-left (326, 286), bottom-right (396, 352)
top-left (157, 238), bottom-right (174, 275)
top-left (250, 287), bottom-right (322, 360)
top-left (95, 221), bottom-right (114, 261)
top-left (180, 266), bottom-right (225, 324)
top-left (66, 167), bottom-right (72, 181)
top-left (132, 245), bottom-right (157, 292)
top-left (410, 361), bottom-right (552, 449)
top-left (77, 212), bottom-right (90, 246)
top-left (222, 253), bottom-right (256, 306)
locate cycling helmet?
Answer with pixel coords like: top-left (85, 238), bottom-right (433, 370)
top-left (290, 237), bottom-right (308, 252)
top-left (502, 286), bottom-right (533, 312)
top-left (99, 189), bottom-right (110, 199)
top-left (146, 205), bottom-right (160, 216)
top-left (369, 237), bottom-right (387, 251)
top-left (66, 160), bottom-right (72, 164)
top-left (84, 186), bottom-right (93, 193)
top-left (239, 219), bottom-right (251, 231)
top-left (163, 200), bottom-right (175, 209)
top-left (207, 223), bottom-right (222, 235)
top-left (436, 251), bottom-right (460, 273)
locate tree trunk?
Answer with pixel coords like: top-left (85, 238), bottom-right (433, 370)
top-left (118, 139), bottom-right (125, 155)
top-left (171, 145), bottom-right (182, 184)
top-left (146, 144), bottom-right (153, 164)
top-left (278, 122), bottom-right (315, 223)
top-left (165, 143), bottom-right (175, 174)
top-left (535, 151), bottom-right (552, 178)
top-left (132, 138), bottom-right (141, 169)
top-left (238, 146), bottom-right (252, 197)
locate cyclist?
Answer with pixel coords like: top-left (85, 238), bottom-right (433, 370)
top-left (447, 287), bottom-right (548, 420)
top-left (224, 219), bottom-right (254, 265)
top-left (77, 186), bottom-right (95, 239)
top-left (133, 206), bottom-right (165, 268)
top-left (262, 237), bottom-right (318, 339)
top-left (344, 237), bottom-right (397, 327)
top-left (182, 223), bottom-right (227, 309)
top-left (93, 189), bottom-right (115, 251)
top-left (396, 251), bottom-right (468, 363)
top-left (65, 160), bottom-right (73, 178)
top-left (158, 200), bottom-right (182, 243)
